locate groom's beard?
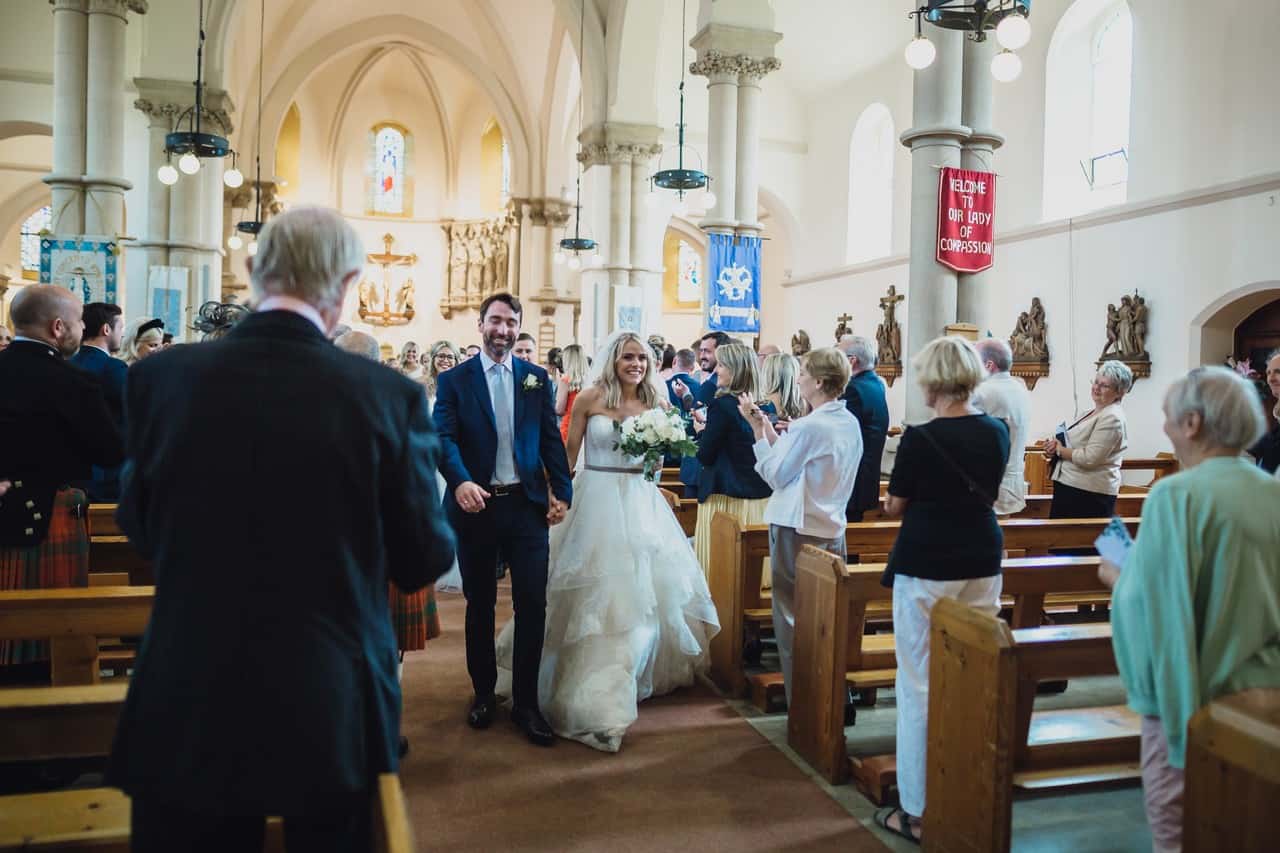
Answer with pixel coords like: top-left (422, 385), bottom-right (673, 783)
top-left (484, 329), bottom-right (514, 359)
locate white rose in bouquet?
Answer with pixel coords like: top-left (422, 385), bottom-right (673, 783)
top-left (613, 407), bottom-right (699, 481)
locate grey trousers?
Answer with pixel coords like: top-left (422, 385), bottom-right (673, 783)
top-left (768, 524), bottom-right (846, 706)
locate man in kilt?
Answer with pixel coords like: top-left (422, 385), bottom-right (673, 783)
top-left (0, 286), bottom-right (124, 670)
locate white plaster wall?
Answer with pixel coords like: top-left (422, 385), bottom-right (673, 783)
top-left (779, 180), bottom-right (1280, 457)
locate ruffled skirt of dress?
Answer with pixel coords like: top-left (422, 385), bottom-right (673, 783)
top-left (496, 469), bottom-right (720, 752)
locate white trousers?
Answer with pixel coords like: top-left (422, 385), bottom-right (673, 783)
top-left (892, 573), bottom-right (1003, 817)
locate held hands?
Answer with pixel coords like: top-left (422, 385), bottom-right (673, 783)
top-left (546, 494), bottom-right (568, 526)
top-left (1041, 437), bottom-right (1059, 459)
top-left (455, 481), bottom-right (491, 513)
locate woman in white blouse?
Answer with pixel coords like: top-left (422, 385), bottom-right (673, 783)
top-left (739, 347), bottom-right (863, 704)
top-left (1043, 359), bottom-right (1131, 518)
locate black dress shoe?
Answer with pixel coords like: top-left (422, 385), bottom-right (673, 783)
top-left (398, 736), bottom-right (410, 758)
top-left (511, 706), bottom-right (555, 747)
top-left (468, 695), bottom-right (497, 730)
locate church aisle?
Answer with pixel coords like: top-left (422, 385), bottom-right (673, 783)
top-left (398, 587), bottom-right (885, 852)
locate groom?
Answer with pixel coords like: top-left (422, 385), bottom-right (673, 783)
top-left (433, 292), bottom-right (572, 746)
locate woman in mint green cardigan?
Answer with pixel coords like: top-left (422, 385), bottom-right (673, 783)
top-left (1099, 366), bottom-right (1280, 852)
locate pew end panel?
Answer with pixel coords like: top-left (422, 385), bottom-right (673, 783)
top-left (923, 598), bottom-right (1019, 853)
top-left (1182, 688), bottom-right (1280, 853)
top-left (0, 683), bottom-right (127, 762)
top-left (788, 547), bottom-right (854, 784)
top-left (707, 512), bottom-right (747, 695)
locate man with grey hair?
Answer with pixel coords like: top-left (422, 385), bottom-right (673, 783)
top-left (838, 334), bottom-right (888, 521)
top-left (972, 337), bottom-right (1031, 515)
top-left (109, 206), bottom-right (456, 849)
top-left (334, 329), bottom-right (380, 362)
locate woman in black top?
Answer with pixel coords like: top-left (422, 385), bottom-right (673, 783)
top-left (874, 336), bottom-right (1009, 845)
top-left (692, 343), bottom-right (773, 577)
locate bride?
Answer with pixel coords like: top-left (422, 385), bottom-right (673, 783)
top-left (497, 331), bottom-right (720, 752)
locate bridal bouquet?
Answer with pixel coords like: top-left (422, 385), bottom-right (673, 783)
top-left (614, 408), bottom-right (697, 482)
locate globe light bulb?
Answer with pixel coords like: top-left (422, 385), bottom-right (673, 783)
top-left (643, 191), bottom-right (659, 210)
top-left (227, 233), bottom-right (243, 251)
top-left (701, 190), bottom-right (717, 211)
top-left (673, 198), bottom-right (689, 218)
top-left (223, 167), bottom-right (244, 188)
top-left (157, 163), bottom-right (179, 185)
top-left (553, 250), bottom-right (566, 265)
top-left (246, 239), bottom-right (258, 257)
top-left (990, 49), bottom-right (1022, 82)
top-left (996, 14), bottom-right (1031, 51)
top-left (905, 36), bottom-right (937, 70)
top-left (178, 152), bottom-right (201, 175)
top-left (591, 250), bottom-right (603, 267)
top-left (567, 255), bottom-right (582, 271)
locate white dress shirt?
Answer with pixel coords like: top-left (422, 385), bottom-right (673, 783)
top-left (752, 400), bottom-right (863, 539)
top-left (971, 370), bottom-right (1031, 514)
top-left (479, 349), bottom-right (519, 485)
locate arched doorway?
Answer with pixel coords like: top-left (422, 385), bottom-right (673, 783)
top-left (1235, 298), bottom-right (1280, 429)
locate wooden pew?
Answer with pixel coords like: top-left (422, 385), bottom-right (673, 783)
top-left (1023, 448), bottom-right (1179, 495)
top-left (87, 504), bottom-right (121, 538)
top-left (0, 587), bottom-right (153, 686)
top-left (862, 492), bottom-right (1146, 522)
top-left (88, 536), bottom-right (151, 585)
top-left (674, 497), bottom-right (698, 537)
top-left (787, 548), bottom-right (1113, 788)
top-left (0, 682), bottom-right (128, 762)
top-left (921, 598), bottom-right (1139, 852)
top-left (0, 773), bottom-right (414, 853)
top-left (1182, 688), bottom-right (1280, 852)
top-left (707, 513), bottom-right (1138, 697)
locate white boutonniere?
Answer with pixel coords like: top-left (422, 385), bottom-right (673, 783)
top-left (522, 374), bottom-right (543, 392)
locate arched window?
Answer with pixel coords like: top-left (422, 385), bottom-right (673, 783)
top-left (274, 102), bottom-right (301, 197)
top-left (20, 205), bottom-right (51, 281)
top-left (480, 118), bottom-right (508, 214)
top-left (1043, 0), bottom-right (1133, 219)
top-left (367, 122), bottom-right (412, 216)
top-left (846, 103), bottom-right (894, 264)
top-left (662, 226), bottom-right (704, 313)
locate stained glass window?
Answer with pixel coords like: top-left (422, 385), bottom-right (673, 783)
top-left (373, 125), bottom-right (406, 215)
top-left (501, 138), bottom-right (511, 203)
top-left (677, 239), bottom-right (702, 304)
top-left (20, 205), bottom-right (51, 281)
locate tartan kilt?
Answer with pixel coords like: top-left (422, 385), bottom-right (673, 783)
top-left (0, 488), bottom-right (90, 665)
top-left (388, 582), bottom-right (441, 652)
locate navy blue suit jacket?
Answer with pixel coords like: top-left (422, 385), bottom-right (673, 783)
top-left (70, 345), bottom-right (128, 501)
top-left (679, 375), bottom-right (719, 495)
top-left (695, 394), bottom-right (772, 502)
top-left (843, 369), bottom-right (889, 516)
top-left (433, 354), bottom-right (572, 512)
top-left (666, 372), bottom-right (696, 410)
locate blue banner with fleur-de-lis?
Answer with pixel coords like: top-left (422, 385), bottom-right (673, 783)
top-left (40, 236), bottom-right (118, 304)
top-left (707, 233), bottom-right (760, 334)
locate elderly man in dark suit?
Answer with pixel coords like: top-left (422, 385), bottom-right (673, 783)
top-left (838, 335), bottom-right (889, 522)
top-left (0, 286), bottom-right (123, 669)
top-left (107, 206), bottom-right (456, 852)
top-left (70, 302), bottom-right (127, 501)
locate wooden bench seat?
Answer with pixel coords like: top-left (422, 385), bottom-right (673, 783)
top-left (786, 549), bottom-right (1113, 789)
top-left (861, 492), bottom-right (1145, 522)
top-left (0, 774), bottom-right (413, 853)
top-left (709, 512), bottom-right (1136, 698)
top-left (0, 587), bottom-right (153, 685)
top-left (921, 599), bottom-right (1138, 852)
top-left (0, 683), bottom-right (127, 762)
top-left (88, 536), bottom-right (151, 585)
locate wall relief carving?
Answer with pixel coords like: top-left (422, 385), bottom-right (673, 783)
top-left (439, 212), bottom-right (516, 318)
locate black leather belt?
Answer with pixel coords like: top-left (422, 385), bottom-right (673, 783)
top-left (488, 483), bottom-right (522, 497)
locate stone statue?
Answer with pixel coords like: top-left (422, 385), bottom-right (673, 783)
top-left (1117, 294), bottom-right (1135, 357)
top-left (494, 220), bottom-right (510, 293)
top-left (480, 223), bottom-right (497, 298)
top-left (1130, 294), bottom-right (1148, 359)
top-left (1102, 303), bottom-right (1121, 358)
top-left (876, 284), bottom-right (904, 364)
top-left (358, 278), bottom-right (378, 315)
top-left (834, 313), bottom-right (853, 343)
top-left (1010, 297), bottom-right (1048, 361)
top-left (790, 329), bottom-right (811, 357)
top-left (395, 278), bottom-right (415, 315)
top-left (447, 223), bottom-right (467, 307)
top-left (1101, 291), bottom-right (1150, 361)
top-left (464, 224), bottom-right (483, 307)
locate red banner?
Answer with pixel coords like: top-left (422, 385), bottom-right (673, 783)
top-left (936, 167), bottom-right (996, 273)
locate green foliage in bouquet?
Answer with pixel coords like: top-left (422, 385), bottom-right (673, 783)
top-left (613, 408), bottom-right (698, 482)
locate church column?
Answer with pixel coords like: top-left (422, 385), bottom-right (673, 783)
top-left (46, 0), bottom-right (89, 237)
top-left (629, 141), bottom-right (663, 331)
top-left (606, 147), bottom-right (633, 290)
top-left (957, 35), bottom-right (1004, 329)
top-left (733, 59), bottom-right (779, 236)
top-left (134, 99), bottom-right (176, 269)
top-left (901, 27), bottom-right (968, 423)
top-left (83, 0), bottom-right (145, 238)
top-left (689, 56), bottom-right (738, 233)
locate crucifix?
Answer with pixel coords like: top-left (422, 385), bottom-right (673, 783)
top-left (358, 232), bottom-right (418, 327)
top-left (834, 312), bottom-right (854, 343)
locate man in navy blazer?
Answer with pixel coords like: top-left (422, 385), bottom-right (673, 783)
top-left (676, 332), bottom-right (732, 498)
top-left (839, 335), bottom-right (889, 521)
top-left (70, 302), bottom-right (127, 501)
top-left (433, 292), bottom-right (573, 746)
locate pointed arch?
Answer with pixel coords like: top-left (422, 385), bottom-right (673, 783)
top-left (846, 103), bottom-right (895, 264)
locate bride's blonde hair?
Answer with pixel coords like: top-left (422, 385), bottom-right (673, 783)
top-left (595, 332), bottom-right (661, 410)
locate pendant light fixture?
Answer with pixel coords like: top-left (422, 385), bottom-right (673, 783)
top-left (904, 1), bottom-right (1032, 82)
top-left (234, 0), bottom-right (267, 255)
top-left (555, 0), bottom-right (599, 268)
top-left (648, 0), bottom-right (713, 213)
top-left (158, 0), bottom-right (240, 186)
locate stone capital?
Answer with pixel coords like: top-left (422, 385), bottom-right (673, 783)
top-left (86, 0), bottom-right (148, 17)
top-left (134, 77), bottom-right (235, 134)
top-left (689, 23), bottom-right (782, 80)
top-left (737, 57), bottom-right (781, 84)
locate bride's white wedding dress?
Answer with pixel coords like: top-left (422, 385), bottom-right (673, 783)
top-left (496, 413), bottom-right (720, 752)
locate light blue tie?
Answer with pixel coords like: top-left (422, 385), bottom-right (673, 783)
top-left (490, 363), bottom-right (517, 485)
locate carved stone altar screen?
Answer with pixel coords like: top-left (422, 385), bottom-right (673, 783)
top-left (440, 213), bottom-right (515, 318)
top-left (358, 233), bottom-right (417, 327)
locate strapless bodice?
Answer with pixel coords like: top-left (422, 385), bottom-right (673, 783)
top-left (582, 414), bottom-right (644, 473)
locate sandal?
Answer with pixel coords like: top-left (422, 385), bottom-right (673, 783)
top-left (874, 806), bottom-right (921, 845)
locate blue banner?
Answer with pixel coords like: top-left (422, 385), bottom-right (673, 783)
top-left (707, 233), bottom-right (761, 334)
